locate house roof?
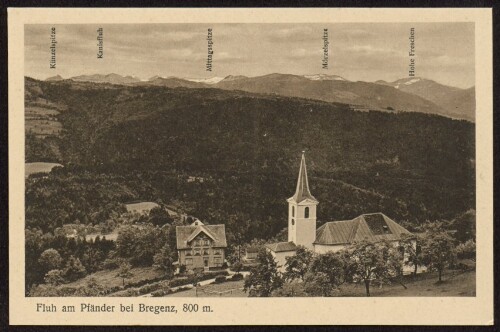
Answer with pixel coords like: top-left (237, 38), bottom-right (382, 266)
top-left (176, 224), bottom-right (227, 249)
top-left (186, 225), bottom-right (217, 243)
top-left (314, 213), bottom-right (412, 245)
top-left (288, 152), bottom-right (318, 204)
top-left (265, 241), bottom-right (298, 253)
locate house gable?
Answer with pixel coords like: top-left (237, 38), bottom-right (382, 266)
top-left (176, 224), bottom-right (227, 250)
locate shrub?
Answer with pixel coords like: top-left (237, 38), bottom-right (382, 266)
top-left (214, 275), bottom-right (227, 284)
top-left (124, 288), bottom-right (140, 296)
top-left (151, 288), bottom-right (172, 297)
top-left (102, 258), bottom-right (121, 270)
top-left (231, 273), bottom-right (244, 281)
top-left (169, 271), bottom-right (229, 288)
top-left (138, 283), bottom-right (161, 295)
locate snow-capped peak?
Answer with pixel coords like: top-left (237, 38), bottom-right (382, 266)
top-left (404, 78), bottom-right (421, 85)
top-left (304, 74), bottom-right (346, 81)
top-left (185, 77), bottom-right (225, 84)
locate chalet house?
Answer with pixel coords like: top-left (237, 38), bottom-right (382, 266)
top-left (266, 152), bottom-right (414, 272)
top-left (176, 221), bottom-right (227, 271)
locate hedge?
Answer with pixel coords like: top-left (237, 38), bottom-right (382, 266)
top-left (170, 271), bottom-right (229, 288)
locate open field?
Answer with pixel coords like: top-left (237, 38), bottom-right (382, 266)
top-left (338, 270), bottom-right (475, 297)
top-left (125, 202), bottom-right (159, 214)
top-left (165, 270), bottom-right (475, 298)
top-left (25, 105), bottom-right (63, 137)
top-left (26, 106), bottom-right (60, 117)
top-left (166, 280), bottom-right (246, 297)
top-left (25, 162), bottom-right (63, 178)
top-left (61, 266), bottom-right (164, 289)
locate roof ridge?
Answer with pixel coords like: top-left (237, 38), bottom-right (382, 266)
top-left (347, 216), bottom-right (362, 242)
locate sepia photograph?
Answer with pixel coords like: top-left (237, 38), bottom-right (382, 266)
top-left (23, 22), bottom-right (477, 298)
top-left (7, 7), bottom-right (493, 326)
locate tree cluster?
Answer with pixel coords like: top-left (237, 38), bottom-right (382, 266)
top-left (245, 221), bottom-right (464, 297)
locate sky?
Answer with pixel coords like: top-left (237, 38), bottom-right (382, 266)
top-left (25, 23), bottom-right (475, 88)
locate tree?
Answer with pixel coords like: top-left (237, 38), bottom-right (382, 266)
top-left (455, 239), bottom-right (476, 261)
top-left (244, 249), bottom-right (283, 297)
top-left (148, 206), bottom-right (173, 226)
top-left (82, 247), bottom-right (104, 273)
top-left (75, 277), bottom-right (109, 296)
top-left (231, 261), bottom-right (244, 274)
top-left (283, 246), bottom-right (313, 282)
top-left (345, 241), bottom-right (401, 297)
top-left (115, 224), bottom-right (165, 267)
top-left (451, 210), bottom-right (476, 243)
top-left (44, 269), bottom-right (65, 286)
top-left (226, 248), bottom-right (244, 266)
top-left (399, 233), bottom-right (422, 276)
top-left (303, 272), bottom-right (336, 297)
top-left (421, 225), bottom-right (456, 282)
top-left (38, 248), bottom-right (63, 274)
top-left (303, 251), bottom-right (346, 296)
top-left (272, 282), bottom-right (307, 297)
top-left (64, 255), bottom-right (87, 282)
top-left (117, 262), bottom-right (133, 286)
top-left (153, 244), bottom-right (175, 278)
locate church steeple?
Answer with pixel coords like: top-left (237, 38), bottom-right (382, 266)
top-left (287, 152), bottom-right (318, 250)
top-left (289, 152), bottom-right (318, 203)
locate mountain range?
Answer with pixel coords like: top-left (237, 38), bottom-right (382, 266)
top-left (44, 73), bottom-right (475, 121)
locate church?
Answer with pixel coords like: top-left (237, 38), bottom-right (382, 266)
top-left (266, 152), bottom-right (413, 270)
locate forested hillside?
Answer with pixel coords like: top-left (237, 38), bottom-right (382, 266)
top-left (24, 77), bottom-right (476, 293)
top-left (25, 77), bottom-right (475, 226)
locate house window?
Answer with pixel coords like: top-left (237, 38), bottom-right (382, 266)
top-left (185, 258), bottom-right (193, 265)
top-left (292, 206), bottom-right (295, 217)
top-left (214, 249), bottom-right (221, 255)
top-left (194, 249), bottom-right (201, 256)
top-left (305, 207), bottom-right (309, 218)
top-left (291, 219), bottom-right (295, 226)
top-left (203, 249), bottom-right (209, 256)
top-left (204, 239), bottom-right (210, 246)
top-left (185, 251), bottom-right (192, 256)
top-left (214, 258), bottom-right (222, 265)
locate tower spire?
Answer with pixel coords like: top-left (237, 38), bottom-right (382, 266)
top-left (290, 151), bottom-right (318, 203)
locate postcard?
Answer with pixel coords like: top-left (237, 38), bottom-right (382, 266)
top-left (8, 7), bottom-right (493, 325)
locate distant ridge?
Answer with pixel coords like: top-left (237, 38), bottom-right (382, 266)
top-left (374, 77), bottom-right (475, 121)
top-left (46, 75), bottom-right (64, 81)
top-left (46, 73), bottom-right (475, 121)
top-left (69, 73), bottom-right (141, 84)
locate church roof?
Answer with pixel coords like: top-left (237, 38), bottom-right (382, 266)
top-left (176, 224), bottom-right (227, 249)
top-left (266, 241), bottom-right (298, 253)
top-left (314, 213), bottom-right (412, 245)
top-left (288, 152), bottom-right (318, 204)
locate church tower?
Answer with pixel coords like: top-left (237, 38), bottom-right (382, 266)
top-left (287, 152), bottom-right (318, 250)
